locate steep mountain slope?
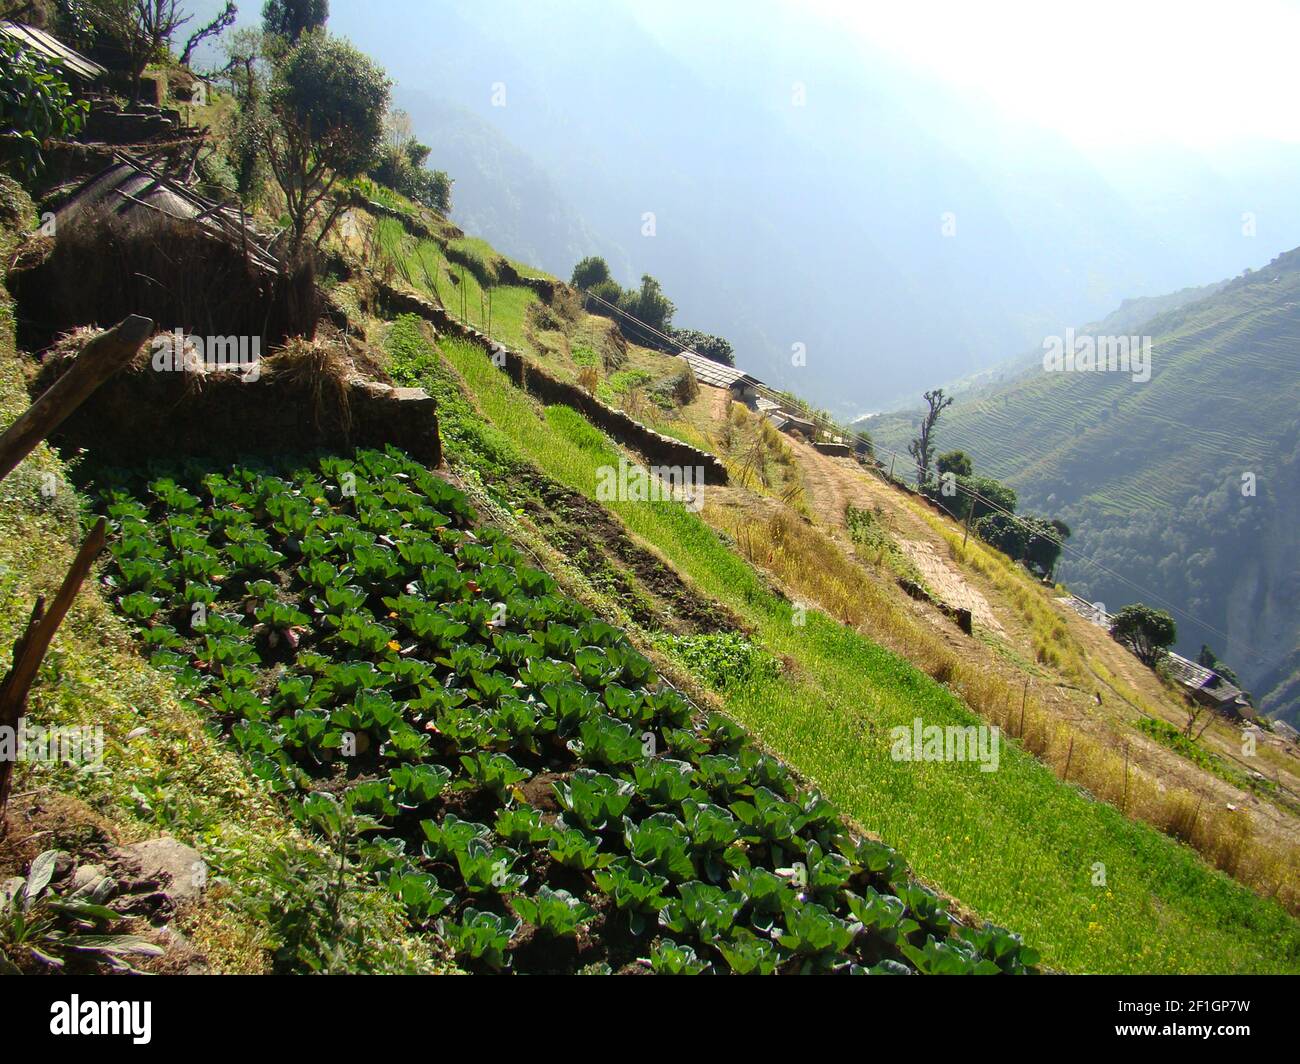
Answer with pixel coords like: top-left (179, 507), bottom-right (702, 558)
top-left (315, 0), bottom-right (1300, 415)
top-left (864, 252), bottom-right (1300, 722)
top-left (395, 91), bottom-right (631, 282)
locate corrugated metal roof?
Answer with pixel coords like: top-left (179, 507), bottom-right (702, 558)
top-left (1059, 594), bottom-right (1220, 689)
top-left (755, 396), bottom-right (781, 412)
top-left (677, 348), bottom-right (762, 390)
top-left (0, 21), bottom-right (105, 80)
top-left (56, 157), bottom-right (280, 274)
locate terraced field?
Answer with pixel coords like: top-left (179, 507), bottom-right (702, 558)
top-left (88, 446), bottom-right (1037, 974)
top-left (379, 319), bottom-right (1300, 973)
top-left (864, 250), bottom-right (1300, 719)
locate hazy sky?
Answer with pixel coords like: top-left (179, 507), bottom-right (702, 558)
top-left (797, 0), bottom-right (1300, 148)
top-left (185, 0), bottom-right (1300, 410)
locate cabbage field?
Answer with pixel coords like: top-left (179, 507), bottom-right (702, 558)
top-left (91, 445), bottom-right (1039, 974)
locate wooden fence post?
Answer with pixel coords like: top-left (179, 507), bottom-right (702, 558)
top-left (0, 315), bottom-right (153, 483)
top-left (0, 518), bottom-right (108, 823)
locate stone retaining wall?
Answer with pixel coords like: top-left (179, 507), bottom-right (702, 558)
top-left (369, 278), bottom-right (726, 485)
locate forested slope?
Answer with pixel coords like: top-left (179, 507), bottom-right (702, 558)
top-left (866, 252), bottom-right (1300, 721)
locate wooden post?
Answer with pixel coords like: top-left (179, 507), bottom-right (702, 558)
top-left (0, 316), bottom-right (153, 483)
top-left (887, 454), bottom-right (895, 480)
top-left (962, 504), bottom-right (973, 548)
top-left (1018, 678), bottom-right (1028, 737)
top-left (1063, 736), bottom-right (1074, 781)
top-left (0, 518), bottom-right (108, 821)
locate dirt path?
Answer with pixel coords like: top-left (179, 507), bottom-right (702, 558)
top-left (708, 384), bottom-right (730, 422)
top-left (791, 439), bottom-right (1002, 632)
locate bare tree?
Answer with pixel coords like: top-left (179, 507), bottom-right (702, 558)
top-left (86, 0), bottom-right (192, 100)
top-left (180, 1), bottom-right (238, 67)
top-left (907, 388), bottom-right (954, 486)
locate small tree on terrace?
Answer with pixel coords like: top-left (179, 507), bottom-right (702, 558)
top-left (570, 255), bottom-right (611, 290)
top-left (264, 33), bottom-right (390, 254)
top-left (371, 109), bottom-right (453, 213)
top-left (973, 512), bottom-right (1029, 560)
top-left (936, 450), bottom-right (972, 478)
top-left (263, 0), bottom-right (328, 42)
top-left (1109, 604), bottom-right (1176, 667)
top-left (907, 388), bottom-right (953, 486)
top-left (1022, 516), bottom-right (1069, 580)
top-left (619, 274), bottom-right (675, 342)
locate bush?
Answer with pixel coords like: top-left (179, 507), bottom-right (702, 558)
top-left (662, 632), bottom-right (781, 691)
top-left (670, 327), bottom-right (734, 367)
top-left (0, 38), bottom-right (88, 179)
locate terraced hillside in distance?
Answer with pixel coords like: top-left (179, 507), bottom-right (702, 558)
top-left (864, 253), bottom-right (1300, 725)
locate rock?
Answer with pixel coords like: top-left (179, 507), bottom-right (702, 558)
top-left (113, 838), bottom-right (207, 905)
top-left (69, 862), bottom-right (108, 894)
top-left (52, 851), bottom-right (75, 882)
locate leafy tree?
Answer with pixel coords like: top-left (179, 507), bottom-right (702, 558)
top-left (619, 274), bottom-right (675, 338)
top-left (262, 0), bottom-right (327, 42)
top-left (1109, 604), bottom-right (1177, 667)
top-left (907, 389), bottom-right (953, 487)
top-left (1022, 516), bottom-right (1069, 579)
top-left (1197, 645), bottom-right (1242, 689)
top-left (966, 474), bottom-right (1016, 520)
top-left (671, 327), bottom-right (734, 367)
top-left (974, 512), bottom-right (1029, 560)
top-left (926, 470), bottom-right (1017, 524)
top-left (218, 27), bottom-right (269, 196)
top-left (371, 109), bottom-right (452, 213)
top-left (570, 255), bottom-right (611, 290)
top-left (0, 37), bottom-right (89, 179)
top-left (936, 450), bottom-right (972, 478)
top-left (264, 33), bottom-right (390, 253)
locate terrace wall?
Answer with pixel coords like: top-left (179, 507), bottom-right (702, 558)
top-left (371, 279), bottom-right (728, 486)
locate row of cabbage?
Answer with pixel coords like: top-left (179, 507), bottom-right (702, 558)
top-left (93, 446), bottom-right (1039, 974)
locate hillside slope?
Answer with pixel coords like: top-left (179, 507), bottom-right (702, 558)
top-left (864, 252), bottom-right (1300, 723)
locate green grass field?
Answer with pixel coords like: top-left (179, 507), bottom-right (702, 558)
top-left (398, 324), bottom-right (1300, 974)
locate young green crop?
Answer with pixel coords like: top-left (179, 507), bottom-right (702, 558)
top-left (91, 443), bottom-right (1050, 976)
top-left (511, 886), bottom-right (596, 938)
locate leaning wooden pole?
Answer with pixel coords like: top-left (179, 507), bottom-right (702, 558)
top-left (0, 518), bottom-right (108, 823)
top-left (0, 314), bottom-right (153, 483)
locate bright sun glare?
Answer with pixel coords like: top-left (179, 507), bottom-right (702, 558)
top-left (805, 0), bottom-right (1300, 147)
